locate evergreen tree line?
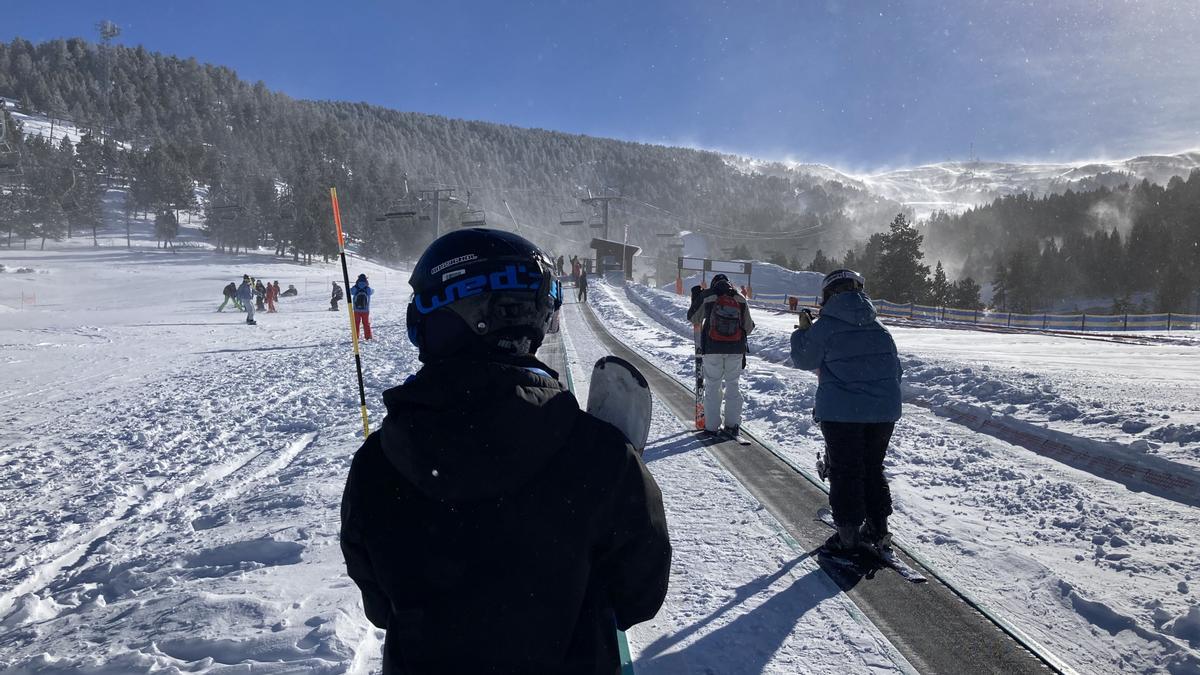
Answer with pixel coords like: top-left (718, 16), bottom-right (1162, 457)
top-left (800, 214), bottom-right (983, 310)
top-left (0, 37), bottom-right (903, 263)
top-left (926, 174), bottom-right (1200, 313)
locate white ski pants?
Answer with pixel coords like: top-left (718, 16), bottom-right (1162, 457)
top-left (703, 352), bottom-right (744, 431)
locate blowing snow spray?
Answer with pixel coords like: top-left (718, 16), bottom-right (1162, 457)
top-left (330, 187), bottom-right (371, 438)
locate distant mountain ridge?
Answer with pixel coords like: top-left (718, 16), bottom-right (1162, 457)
top-left (726, 151), bottom-right (1200, 219)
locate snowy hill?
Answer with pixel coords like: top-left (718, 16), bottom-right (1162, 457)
top-left (727, 151), bottom-right (1200, 219)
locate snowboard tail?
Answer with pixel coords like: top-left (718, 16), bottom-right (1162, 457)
top-left (586, 356), bottom-right (652, 455)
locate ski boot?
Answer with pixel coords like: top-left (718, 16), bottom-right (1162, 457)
top-left (860, 516), bottom-right (892, 550)
top-left (823, 523), bottom-right (861, 555)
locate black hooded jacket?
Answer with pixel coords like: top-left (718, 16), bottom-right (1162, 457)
top-left (340, 357), bottom-right (671, 674)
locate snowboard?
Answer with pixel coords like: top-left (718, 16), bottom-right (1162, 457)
top-left (815, 507), bottom-right (927, 583)
top-left (690, 285), bottom-right (706, 430)
top-left (586, 355), bottom-right (652, 455)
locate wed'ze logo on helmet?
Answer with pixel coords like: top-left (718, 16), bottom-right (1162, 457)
top-left (415, 264), bottom-right (544, 314)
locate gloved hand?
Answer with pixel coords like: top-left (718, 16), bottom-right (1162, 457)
top-left (795, 308), bottom-right (813, 330)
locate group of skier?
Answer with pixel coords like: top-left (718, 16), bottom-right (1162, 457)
top-left (218, 274), bottom-right (374, 335)
top-left (337, 226), bottom-right (902, 673)
top-left (220, 278), bottom-right (300, 324)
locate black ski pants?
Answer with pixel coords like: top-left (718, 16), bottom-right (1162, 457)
top-left (820, 421), bottom-right (895, 528)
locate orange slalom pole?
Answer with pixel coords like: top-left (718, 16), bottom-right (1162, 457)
top-left (330, 187), bottom-right (371, 438)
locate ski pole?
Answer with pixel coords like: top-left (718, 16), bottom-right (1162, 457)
top-left (330, 187), bottom-right (371, 439)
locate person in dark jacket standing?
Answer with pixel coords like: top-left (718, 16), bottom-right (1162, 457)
top-left (340, 228), bottom-right (671, 674)
top-left (348, 273), bottom-right (374, 340)
top-left (576, 268), bottom-right (589, 302)
top-left (687, 274), bottom-right (755, 440)
top-left (790, 269), bottom-right (902, 552)
top-left (254, 279), bottom-right (266, 311)
top-left (218, 282), bottom-right (238, 312)
top-left (330, 281), bottom-right (343, 311)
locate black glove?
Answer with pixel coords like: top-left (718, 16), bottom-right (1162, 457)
top-left (795, 308), bottom-right (813, 330)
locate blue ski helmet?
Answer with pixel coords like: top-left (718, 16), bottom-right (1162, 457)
top-left (406, 228), bottom-right (562, 361)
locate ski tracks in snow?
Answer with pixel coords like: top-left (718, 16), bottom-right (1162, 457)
top-left (0, 305), bottom-right (415, 672)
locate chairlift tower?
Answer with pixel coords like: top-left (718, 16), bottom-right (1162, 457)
top-left (417, 188), bottom-right (456, 239)
top-left (579, 193), bottom-right (621, 240)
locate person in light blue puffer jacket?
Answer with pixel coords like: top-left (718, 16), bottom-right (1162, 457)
top-left (790, 269), bottom-right (902, 553)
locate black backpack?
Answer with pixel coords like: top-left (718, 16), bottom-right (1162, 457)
top-left (353, 289), bottom-right (369, 311)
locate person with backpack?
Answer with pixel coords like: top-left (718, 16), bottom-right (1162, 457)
top-left (330, 282), bottom-right (344, 311)
top-left (576, 268), bottom-right (589, 302)
top-left (340, 228), bottom-right (671, 673)
top-left (790, 269), bottom-right (902, 553)
top-left (687, 273), bottom-right (754, 441)
top-left (236, 275), bottom-right (256, 325)
top-left (349, 273), bottom-right (374, 340)
top-left (218, 281), bottom-right (238, 312)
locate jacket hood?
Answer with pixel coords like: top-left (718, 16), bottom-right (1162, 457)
top-left (378, 357), bottom-right (579, 502)
top-left (821, 291), bottom-right (879, 326)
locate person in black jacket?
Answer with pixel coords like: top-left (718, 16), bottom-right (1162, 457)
top-left (340, 228), bottom-right (671, 674)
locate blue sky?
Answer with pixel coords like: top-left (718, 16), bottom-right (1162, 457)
top-left (4, 0), bottom-right (1198, 170)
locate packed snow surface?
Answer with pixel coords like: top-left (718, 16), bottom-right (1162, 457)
top-left (598, 281), bottom-right (1200, 673)
top-left (1, 220), bottom-right (912, 672)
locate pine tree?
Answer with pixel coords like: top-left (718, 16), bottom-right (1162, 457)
top-left (991, 262), bottom-right (1009, 310)
top-left (806, 249), bottom-right (834, 273)
top-left (930, 261), bottom-right (951, 306)
top-left (872, 213), bottom-right (930, 303)
top-left (951, 277), bottom-right (982, 310)
top-left (154, 210), bottom-right (178, 251)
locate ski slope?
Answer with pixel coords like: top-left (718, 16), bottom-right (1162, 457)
top-left (1, 222), bottom-right (919, 671)
top-left (590, 281), bottom-right (1200, 673)
top-left (4, 213), bottom-right (1200, 673)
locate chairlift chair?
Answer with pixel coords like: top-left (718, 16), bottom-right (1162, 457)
top-left (559, 209), bottom-right (585, 226)
top-left (588, 212), bottom-right (606, 229)
top-left (212, 204), bottom-right (241, 222)
top-left (461, 209), bottom-right (486, 227)
top-left (384, 199), bottom-right (419, 221)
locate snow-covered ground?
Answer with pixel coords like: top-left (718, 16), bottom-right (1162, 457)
top-left (592, 281), bottom-right (1200, 673)
top-left (0, 230), bottom-right (410, 673)
top-left (6, 205), bottom-right (1200, 673)
top-left (1, 217), bottom-right (915, 673)
top-left (560, 300), bottom-right (911, 674)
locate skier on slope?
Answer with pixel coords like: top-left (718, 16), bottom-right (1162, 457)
top-left (265, 280), bottom-right (279, 313)
top-left (218, 281), bottom-right (238, 312)
top-left (254, 279), bottom-right (266, 311)
top-left (790, 269), bottom-right (902, 552)
top-left (236, 275), bottom-right (256, 325)
top-left (348, 274), bottom-right (374, 340)
top-left (340, 228), bottom-right (671, 674)
top-left (687, 273), bottom-right (755, 440)
top-left (330, 281), bottom-right (343, 311)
